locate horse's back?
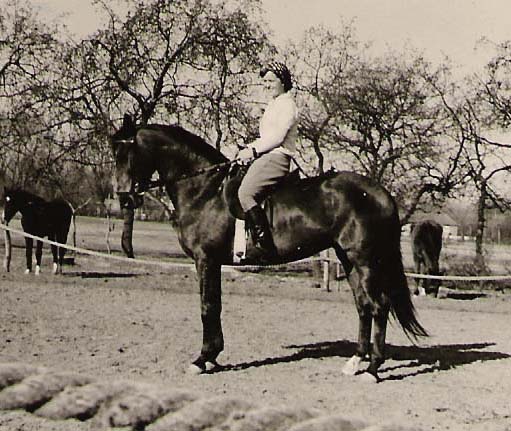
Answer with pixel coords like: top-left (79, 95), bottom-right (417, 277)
top-left (45, 199), bottom-right (73, 231)
top-left (274, 170), bottom-right (399, 223)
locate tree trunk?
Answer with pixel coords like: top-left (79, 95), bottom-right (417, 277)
top-left (474, 181), bottom-right (486, 268)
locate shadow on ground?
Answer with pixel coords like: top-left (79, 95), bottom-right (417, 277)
top-left (215, 339), bottom-right (510, 381)
top-left (64, 271), bottom-right (145, 278)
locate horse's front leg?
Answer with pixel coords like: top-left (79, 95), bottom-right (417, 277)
top-left (49, 234), bottom-right (60, 274)
top-left (189, 257), bottom-right (224, 374)
top-left (24, 238), bottom-right (33, 274)
top-left (34, 240), bottom-right (43, 275)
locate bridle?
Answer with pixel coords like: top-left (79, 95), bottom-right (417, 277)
top-left (111, 136), bottom-right (236, 196)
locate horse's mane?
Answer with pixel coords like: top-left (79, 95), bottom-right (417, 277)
top-left (144, 124), bottom-right (228, 165)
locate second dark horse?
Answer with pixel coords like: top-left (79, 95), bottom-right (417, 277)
top-left (2, 188), bottom-right (72, 274)
top-left (111, 114), bottom-right (427, 382)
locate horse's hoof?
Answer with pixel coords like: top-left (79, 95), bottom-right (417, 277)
top-left (188, 363), bottom-right (205, 375)
top-left (205, 361), bottom-right (222, 372)
top-left (342, 355), bottom-right (363, 376)
top-left (359, 371), bottom-right (379, 384)
top-left (35, 266), bottom-right (41, 275)
top-left (24, 269), bottom-right (31, 275)
top-left (52, 263), bottom-right (58, 275)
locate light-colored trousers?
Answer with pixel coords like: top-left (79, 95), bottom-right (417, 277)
top-left (238, 151), bottom-right (291, 212)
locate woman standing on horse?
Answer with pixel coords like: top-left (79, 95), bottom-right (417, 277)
top-left (237, 62), bottom-right (299, 263)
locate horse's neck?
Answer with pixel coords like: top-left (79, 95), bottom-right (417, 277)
top-left (18, 194), bottom-right (45, 217)
top-left (166, 167), bottom-right (226, 220)
top-left (154, 133), bottom-right (228, 219)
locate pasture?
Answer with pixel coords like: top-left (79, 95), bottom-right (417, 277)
top-left (1, 216), bottom-right (511, 430)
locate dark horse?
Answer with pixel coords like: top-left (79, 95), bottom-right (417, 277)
top-left (2, 188), bottom-right (73, 274)
top-left (411, 220), bottom-right (443, 297)
top-left (111, 114), bottom-right (427, 382)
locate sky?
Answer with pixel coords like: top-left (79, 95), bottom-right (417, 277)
top-left (27, 0), bottom-right (511, 76)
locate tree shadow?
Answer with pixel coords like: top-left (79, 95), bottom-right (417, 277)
top-left (214, 339), bottom-right (511, 381)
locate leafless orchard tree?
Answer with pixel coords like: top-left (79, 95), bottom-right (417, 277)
top-left (287, 26), bottom-right (467, 222)
top-left (455, 42), bottom-right (511, 266)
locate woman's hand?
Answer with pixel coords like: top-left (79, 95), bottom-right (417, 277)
top-left (236, 147), bottom-right (255, 162)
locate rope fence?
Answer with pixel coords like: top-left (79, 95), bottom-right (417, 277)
top-left (2, 222), bottom-right (511, 284)
top-left (0, 223), bottom-right (329, 275)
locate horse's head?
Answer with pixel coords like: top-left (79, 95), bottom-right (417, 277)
top-left (110, 114), bottom-right (155, 210)
top-left (2, 188), bottom-right (21, 224)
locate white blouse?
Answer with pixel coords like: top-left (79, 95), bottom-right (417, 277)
top-left (251, 92), bottom-right (298, 156)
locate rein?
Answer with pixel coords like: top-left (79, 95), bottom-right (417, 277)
top-left (174, 160), bottom-right (235, 183)
top-left (134, 161), bottom-right (235, 194)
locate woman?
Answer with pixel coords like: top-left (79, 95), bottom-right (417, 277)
top-left (237, 62), bottom-right (299, 263)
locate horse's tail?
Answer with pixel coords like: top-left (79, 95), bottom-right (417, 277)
top-left (385, 224), bottom-right (428, 342)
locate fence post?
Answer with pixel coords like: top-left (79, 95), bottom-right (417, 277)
top-left (321, 249), bottom-right (330, 291)
top-left (3, 226), bottom-right (11, 272)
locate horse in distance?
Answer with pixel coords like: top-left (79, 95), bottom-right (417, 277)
top-left (411, 219), bottom-right (443, 296)
top-left (2, 188), bottom-right (73, 275)
top-left (110, 114), bottom-right (427, 382)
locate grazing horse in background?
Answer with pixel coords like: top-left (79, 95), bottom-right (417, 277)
top-left (2, 188), bottom-right (73, 275)
top-left (111, 114), bottom-right (428, 382)
top-left (411, 220), bottom-right (443, 297)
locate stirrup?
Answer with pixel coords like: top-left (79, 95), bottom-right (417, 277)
top-left (240, 242), bottom-right (277, 266)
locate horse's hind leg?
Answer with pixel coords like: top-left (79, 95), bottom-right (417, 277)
top-left (50, 234), bottom-right (59, 274)
top-left (35, 240), bottom-right (43, 275)
top-left (368, 297), bottom-right (390, 381)
top-left (343, 265), bottom-right (389, 382)
top-left (414, 256), bottom-right (426, 296)
top-left (342, 268), bottom-right (372, 376)
top-left (56, 224), bottom-right (71, 274)
top-left (24, 238), bottom-right (33, 274)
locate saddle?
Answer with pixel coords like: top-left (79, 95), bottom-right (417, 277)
top-left (223, 164), bottom-right (337, 263)
top-left (222, 163), bottom-right (301, 220)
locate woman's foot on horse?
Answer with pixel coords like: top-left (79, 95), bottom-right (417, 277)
top-left (241, 246), bottom-right (277, 265)
top-left (243, 206), bottom-right (278, 265)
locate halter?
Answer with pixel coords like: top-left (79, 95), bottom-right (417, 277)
top-left (111, 136), bottom-right (237, 192)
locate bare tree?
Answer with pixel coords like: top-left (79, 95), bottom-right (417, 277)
top-left (457, 64), bottom-right (511, 266)
top-left (286, 23), bottom-right (363, 174)
top-left (288, 28), bottom-right (465, 221)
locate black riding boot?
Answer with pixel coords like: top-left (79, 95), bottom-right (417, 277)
top-left (243, 205), bottom-right (278, 265)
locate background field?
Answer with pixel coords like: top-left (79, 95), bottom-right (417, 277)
top-left (3, 215), bottom-right (511, 286)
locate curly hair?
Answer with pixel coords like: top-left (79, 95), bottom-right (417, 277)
top-left (260, 62), bottom-right (293, 92)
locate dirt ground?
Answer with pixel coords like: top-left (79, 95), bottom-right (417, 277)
top-left (1, 251), bottom-right (511, 431)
